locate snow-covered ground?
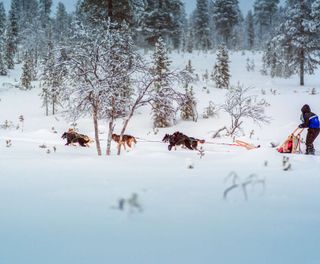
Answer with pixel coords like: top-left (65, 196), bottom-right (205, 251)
top-left (0, 52), bottom-right (320, 264)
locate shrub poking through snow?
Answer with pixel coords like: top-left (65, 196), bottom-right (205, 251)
top-left (185, 158), bottom-right (194, 169)
top-left (112, 193), bottom-right (143, 213)
top-left (18, 115), bottom-right (24, 132)
top-left (197, 147), bottom-right (205, 159)
top-left (202, 101), bottom-right (219, 119)
top-left (185, 59), bottom-right (195, 75)
top-left (223, 172), bottom-right (266, 201)
top-left (282, 156), bottom-right (291, 171)
top-left (0, 120), bottom-right (14, 129)
top-left (5, 139), bottom-right (12, 148)
top-left (246, 58), bottom-right (255, 72)
top-left (222, 83), bottom-right (270, 136)
top-left (310, 88), bottom-right (317, 95)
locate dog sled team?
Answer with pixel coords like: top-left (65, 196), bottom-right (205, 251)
top-left (61, 104), bottom-right (320, 155)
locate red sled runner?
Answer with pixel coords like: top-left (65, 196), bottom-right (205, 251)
top-left (277, 128), bottom-right (304, 154)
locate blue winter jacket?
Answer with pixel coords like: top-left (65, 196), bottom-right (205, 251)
top-left (308, 115), bottom-right (320, 128)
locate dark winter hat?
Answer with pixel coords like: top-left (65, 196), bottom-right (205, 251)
top-left (301, 104), bottom-right (311, 113)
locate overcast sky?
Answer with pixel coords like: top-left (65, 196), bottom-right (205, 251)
top-left (1, 0), bottom-right (272, 16)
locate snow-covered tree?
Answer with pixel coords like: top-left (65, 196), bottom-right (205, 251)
top-left (222, 83), bottom-right (270, 136)
top-left (39, 0), bottom-right (52, 29)
top-left (80, 0), bottom-right (145, 29)
top-left (18, 0), bottom-right (43, 65)
top-left (311, 0), bottom-right (320, 30)
top-left (262, 41), bottom-right (286, 77)
top-left (40, 29), bottom-right (64, 116)
top-left (253, 0), bottom-right (279, 44)
top-left (245, 10), bottom-right (255, 50)
top-left (61, 20), bottom-right (140, 156)
top-left (212, 0), bottom-right (241, 47)
top-left (194, 0), bottom-right (212, 50)
top-left (151, 37), bottom-right (175, 128)
top-left (186, 26), bottom-right (195, 53)
top-left (20, 52), bottom-right (33, 90)
top-left (212, 45), bottom-right (231, 89)
top-left (5, 0), bottom-right (19, 69)
top-left (53, 2), bottom-right (69, 43)
top-left (141, 0), bottom-right (184, 47)
top-left (180, 86), bottom-right (197, 121)
top-left (103, 21), bottom-right (137, 136)
top-left (0, 2), bottom-right (7, 75)
top-left (185, 59), bottom-right (195, 74)
top-left (264, 0), bottom-right (320, 85)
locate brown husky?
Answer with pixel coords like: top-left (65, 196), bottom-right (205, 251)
top-left (112, 133), bottom-right (137, 150)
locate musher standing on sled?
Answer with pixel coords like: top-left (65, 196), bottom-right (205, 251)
top-left (299, 104), bottom-right (320, 155)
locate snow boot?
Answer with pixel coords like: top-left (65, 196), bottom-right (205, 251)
top-left (306, 147), bottom-right (315, 155)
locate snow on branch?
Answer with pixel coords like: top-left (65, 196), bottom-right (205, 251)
top-left (222, 83), bottom-right (270, 136)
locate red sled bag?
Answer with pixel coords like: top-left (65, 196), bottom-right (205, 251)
top-left (277, 128), bottom-right (304, 154)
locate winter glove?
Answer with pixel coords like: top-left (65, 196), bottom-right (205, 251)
top-left (298, 124), bottom-right (303, 128)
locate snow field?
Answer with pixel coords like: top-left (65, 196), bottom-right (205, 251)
top-left (0, 51), bottom-right (320, 264)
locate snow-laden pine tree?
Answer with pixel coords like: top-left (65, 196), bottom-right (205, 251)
top-left (212, 45), bottom-right (231, 89)
top-left (18, 0), bottom-right (43, 65)
top-left (112, 22), bottom-right (136, 117)
top-left (194, 0), bottom-right (212, 51)
top-left (20, 52), bottom-right (33, 90)
top-left (38, 0), bottom-right (53, 58)
top-left (231, 11), bottom-right (245, 50)
top-left (140, 0), bottom-right (184, 47)
top-left (0, 2), bottom-right (7, 76)
top-left (40, 29), bottom-right (63, 116)
top-left (311, 0), bottom-right (320, 29)
top-left (212, 0), bottom-right (240, 47)
top-left (180, 86), bottom-right (197, 122)
top-left (80, 0), bottom-right (145, 29)
top-left (245, 10), bottom-right (255, 50)
top-left (5, 0), bottom-right (19, 69)
top-left (39, 0), bottom-right (52, 29)
top-left (264, 0), bottom-right (320, 85)
top-left (253, 0), bottom-right (279, 45)
top-left (186, 26), bottom-right (195, 53)
top-left (151, 37), bottom-right (175, 128)
top-left (262, 41), bottom-right (286, 78)
top-left (185, 60), bottom-right (195, 74)
top-left (53, 2), bottom-right (69, 43)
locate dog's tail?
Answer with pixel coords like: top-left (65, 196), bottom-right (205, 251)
top-left (82, 135), bottom-right (94, 144)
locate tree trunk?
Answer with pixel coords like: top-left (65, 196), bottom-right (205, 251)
top-left (108, 0), bottom-right (113, 19)
top-left (117, 99), bottom-right (138, 155)
top-left (45, 92), bottom-right (48, 116)
top-left (106, 97), bottom-right (115, 156)
top-left (52, 96), bottom-right (55, 115)
top-left (300, 49), bottom-right (304, 86)
top-left (93, 107), bottom-right (102, 156)
top-left (106, 118), bottom-right (114, 156)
